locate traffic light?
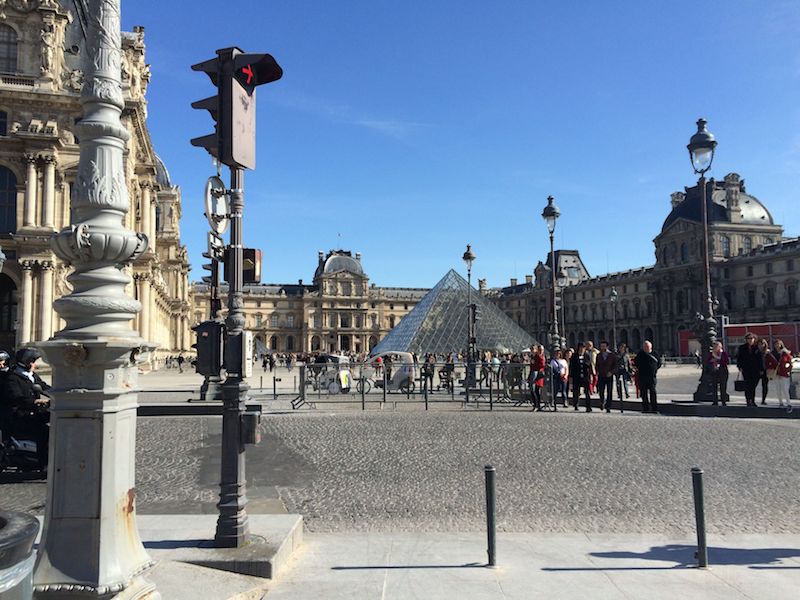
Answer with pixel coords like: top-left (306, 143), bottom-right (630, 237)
top-left (192, 320), bottom-right (224, 377)
top-left (223, 248), bottom-right (262, 284)
top-left (191, 47), bottom-right (283, 170)
top-left (201, 252), bottom-right (217, 286)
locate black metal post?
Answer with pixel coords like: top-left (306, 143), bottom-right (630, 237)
top-left (484, 465), bottom-right (497, 567)
top-left (691, 467), bottom-right (708, 568)
top-left (361, 365), bottom-right (366, 410)
top-left (382, 368), bottom-right (387, 404)
top-left (489, 376), bottom-right (493, 411)
top-left (216, 166), bottom-right (250, 547)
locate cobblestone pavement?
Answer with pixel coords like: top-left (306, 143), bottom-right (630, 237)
top-left (2, 411), bottom-right (798, 536)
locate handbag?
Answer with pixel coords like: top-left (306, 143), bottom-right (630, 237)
top-left (734, 374), bottom-right (746, 392)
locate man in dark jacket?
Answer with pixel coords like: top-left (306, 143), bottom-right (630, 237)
top-left (736, 333), bottom-right (763, 407)
top-left (634, 340), bottom-right (662, 413)
top-left (1, 347), bottom-right (51, 469)
top-left (595, 341), bottom-right (618, 413)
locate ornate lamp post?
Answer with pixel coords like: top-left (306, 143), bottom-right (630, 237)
top-left (609, 286), bottom-right (618, 350)
top-left (34, 0), bottom-right (157, 597)
top-left (462, 244), bottom-right (476, 401)
top-left (541, 196), bottom-right (561, 406)
top-left (688, 118), bottom-right (718, 402)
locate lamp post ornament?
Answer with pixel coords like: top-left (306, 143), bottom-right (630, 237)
top-left (610, 286), bottom-right (618, 351)
top-left (688, 118), bottom-right (718, 402)
top-left (34, 0), bottom-right (158, 597)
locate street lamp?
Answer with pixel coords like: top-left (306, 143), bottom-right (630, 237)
top-left (462, 244), bottom-right (477, 400)
top-left (609, 286), bottom-right (618, 350)
top-left (541, 195), bottom-right (561, 408)
top-left (688, 118), bottom-right (718, 402)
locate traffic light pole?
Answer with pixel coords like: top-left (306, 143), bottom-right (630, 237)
top-left (215, 166), bottom-right (250, 547)
top-left (199, 256), bottom-right (224, 401)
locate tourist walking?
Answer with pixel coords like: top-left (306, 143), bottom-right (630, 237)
top-left (569, 344), bottom-right (586, 410)
top-left (595, 340), bottom-right (618, 413)
top-left (770, 339), bottom-right (793, 409)
top-left (529, 346), bottom-right (545, 410)
top-left (759, 338), bottom-right (772, 405)
top-left (634, 340), bottom-right (662, 413)
top-left (736, 333), bottom-right (763, 407)
top-left (615, 342), bottom-right (631, 402)
top-left (549, 349), bottom-right (568, 408)
top-left (708, 341), bottom-right (730, 406)
top-left (585, 341), bottom-right (599, 395)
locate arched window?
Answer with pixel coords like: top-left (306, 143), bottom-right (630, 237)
top-left (0, 165), bottom-right (16, 233)
top-left (744, 236), bottom-right (752, 253)
top-left (269, 335), bottom-right (278, 350)
top-left (287, 335), bottom-right (294, 351)
top-left (0, 25), bottom-right (17, 74)
top-left (720, 235), bottom-right (730, 257)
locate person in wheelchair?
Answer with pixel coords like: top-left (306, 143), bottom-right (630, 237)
top-left (1, 348), bottom-right (51, 470)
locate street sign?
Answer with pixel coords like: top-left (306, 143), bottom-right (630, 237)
top-left (207, 231), bottom-right (224, 260)
top-left (204, 176), bottom-right (229, 234)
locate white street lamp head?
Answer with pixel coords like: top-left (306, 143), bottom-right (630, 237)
top-left (541, 195), bottom-right (560, 234)
top-left (688, 118), bottom-right (717, 175)
top-left (610, 286), bottom-right (618, 303)
top-left (462, 244), bottom-right (476, 270)
top-left (557, 269), bottom-right (567, 288)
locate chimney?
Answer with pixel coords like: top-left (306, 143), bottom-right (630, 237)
top-left (525, 275), bottom-right (533, 284)
top-left (670, 191), bottom-right (685, 209)
top-left (510, 278), bottom-right (518, 286)
top-left (478, 279), bottom-right (486, 292)
top-left (355, 252), bottom-right (361, 261)
top-left (298, 279), bottom-right (303, 285)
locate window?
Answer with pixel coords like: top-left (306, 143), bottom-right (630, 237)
top-left (255, 314), bottom-right (262, 327)
top-left (634, 283), bottom-right (639, 292)
top-left (340, 314), bottom-right (350, 328)
top-left (765, 237), bottom-right (774, 245)
top-left (747, 266), bottom-right (753, 277)
top-left (313, 314), bottom-right (321, 328)
top-left (680, 243), bottom-right (688, 263)
top-left (371, 314), bottom-right (377, 327)
top-left (0, 25), bottom-right (17, 74)
top-left (287, 315), bottom-right (294, 328)
top-left (787, 259), bottom-right (795, 272)
top-left (724, 291), bottom-right (733, 310)
top-left (766, 263), bottom-right (773, 275)
top-left (720, 235), bottom-right (731, 257)
top-left (0, 165), bottom-right (16, 233)
top-left (747, 290), bottom-right (756, 309)
top-left (341, 281), bottom-right (351, 296)
top-left (287, 336), bottom-right (294, 351)
top-left (787, 284), bottom-right (797, 305)
top-left (723, 268), bottom-right (730, 279)
top-left (270, 314), bottom-right (278, 328)
top-left (744, 236), bottom-right (752, 253)
top-left (356, 314), bottom-right (363, 328)
top-left (0, 111), bottom-right (7, 137)
top-left (389, 315), bottom-right (395, 328)
top-left (766, 288), bottom-right (775, 305)
top-left (0, 274), bottom-right (17, 333)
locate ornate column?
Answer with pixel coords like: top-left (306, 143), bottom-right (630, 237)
top-left (38, 261), bottom-right (55, 341)
top-left (140, 183), bottom-right (151, 251)
top-left (34, 1), bottom-right (157, 598)
top-left (41, 155), bottom-right (57, 229)
top-left (139, 274), bottom-right (151, 344)
top-left (19, 260), bottom-right (33, 344)
top-left (23, 154), bottom-right (38, 227)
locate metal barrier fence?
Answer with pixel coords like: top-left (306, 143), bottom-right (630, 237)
top-left (287, 362), bottom-right (547, 411)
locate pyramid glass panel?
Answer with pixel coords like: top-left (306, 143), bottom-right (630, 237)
top-left (372, 269), bottom-right (537, 356)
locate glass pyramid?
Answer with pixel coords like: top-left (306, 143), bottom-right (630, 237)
top-left (371, 269), bottom-right (537, 356)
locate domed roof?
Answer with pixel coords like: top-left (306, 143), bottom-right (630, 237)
top-left (154, 154), bottom-right (172, 188)
top-left (313, 250), bottom-right (365, 279)
top-left (661, 177), bottom-right (773, 232)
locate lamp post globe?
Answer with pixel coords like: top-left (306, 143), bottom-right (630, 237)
top-left (688, 118), bottom-right (719, 402)
top-left (688, 118), bottom-right (717, 175)
top-left (541, 195), bottom-right (560, 235)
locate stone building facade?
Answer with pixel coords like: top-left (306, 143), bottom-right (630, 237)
top-left (0, 1), bottom-right (191, 358)
top-left (191, 250), bottom-right (427, 355)
top-left (490, 173), bottom-right (800, 356)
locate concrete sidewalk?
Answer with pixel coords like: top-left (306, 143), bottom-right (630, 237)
top-left (263, 532), bottom-right (800, 599)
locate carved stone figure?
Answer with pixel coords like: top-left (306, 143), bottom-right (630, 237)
top-left (40, 23), bottom-right (55, 75)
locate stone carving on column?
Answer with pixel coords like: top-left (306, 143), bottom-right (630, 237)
top-left (34, 0), bottom-right (158, 597)
top-left (40, 23), bottom-right (55, 75)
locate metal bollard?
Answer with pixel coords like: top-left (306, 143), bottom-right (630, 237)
top-left (484, 465), bottom-right (497, 567)
top-left (691, 467), bottom-right (708, 568)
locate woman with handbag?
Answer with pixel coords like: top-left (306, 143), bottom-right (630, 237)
top-left (771, 340), bottom-right (793, 409)
top-left (529, 346), bottom-right (546, 410)
top-left (736, 333), bottom-right (763, 407)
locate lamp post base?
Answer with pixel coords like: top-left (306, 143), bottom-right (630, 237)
top-left (693, 367), bottom-right (717, 403)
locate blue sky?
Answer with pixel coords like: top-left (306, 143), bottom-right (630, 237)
top-left (122, 0), bottom-right (800, 289)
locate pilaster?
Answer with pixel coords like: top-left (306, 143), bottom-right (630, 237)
top-left (19, 260), bottom-right (34, 345)
top-left (41, 155), bottom-right (57, 229)
top-left (24, 154), bottom-right (38, 228)
top-left (38, 261), bottom-right (55, 341)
